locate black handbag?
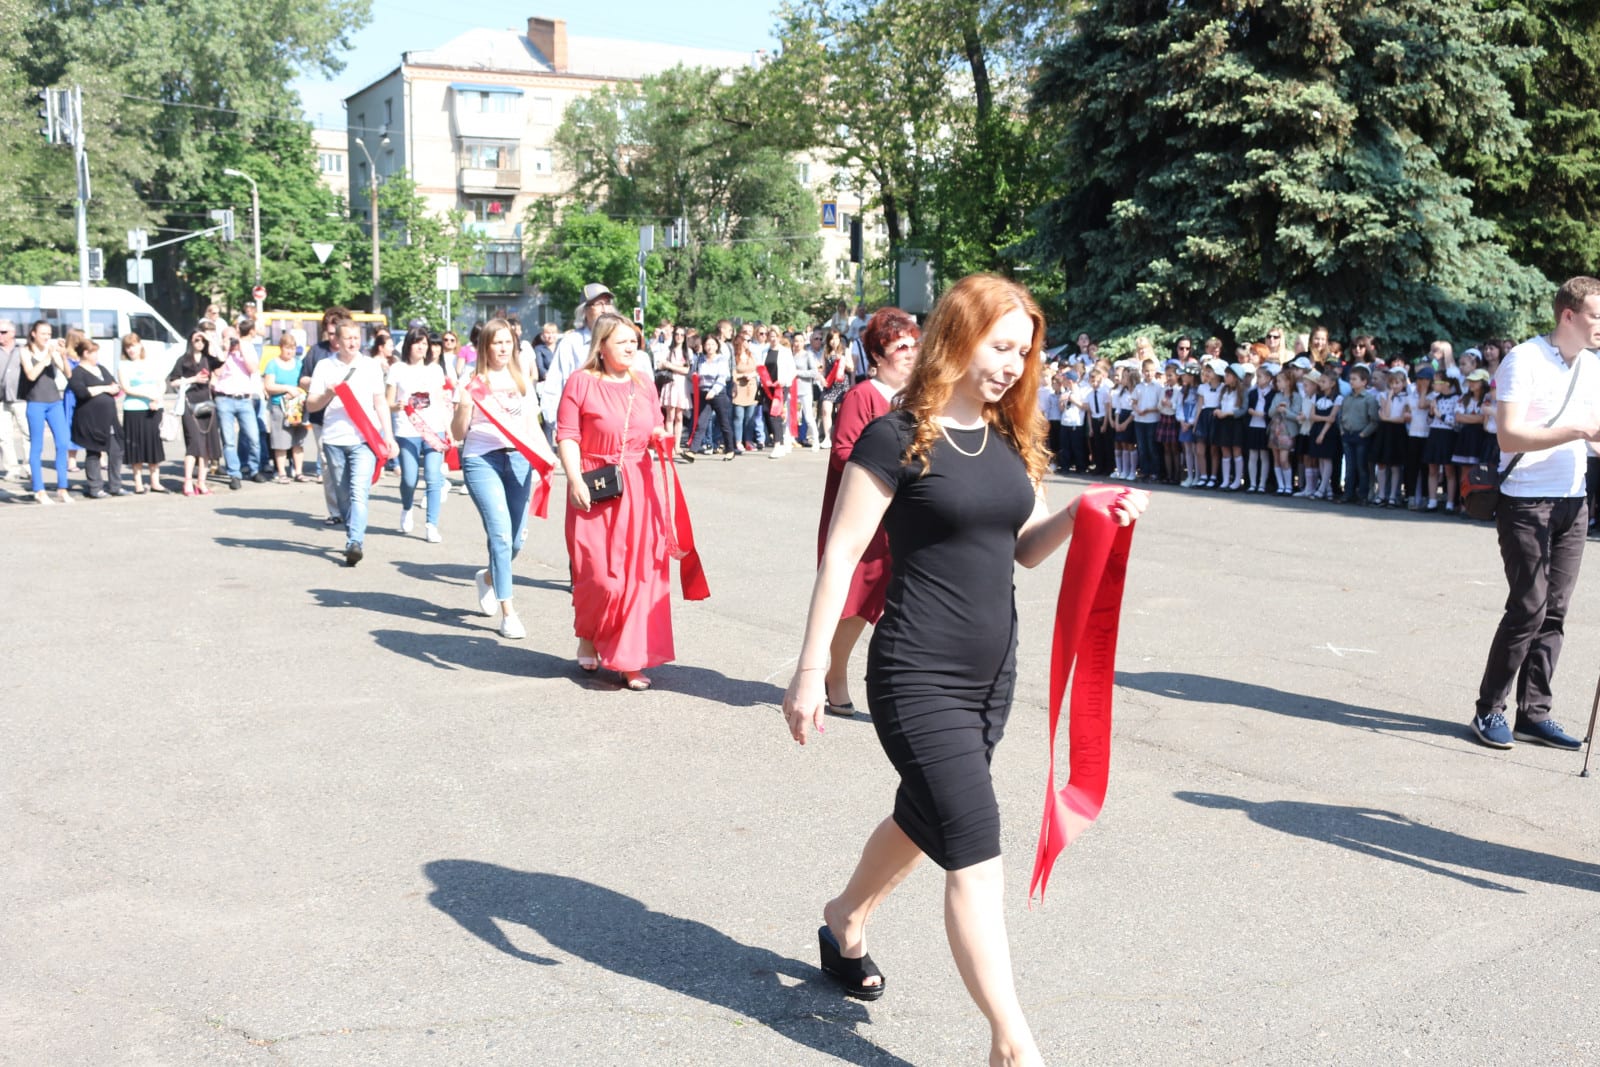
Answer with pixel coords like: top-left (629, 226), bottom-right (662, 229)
top-left (1461, 353), bottom-right (1580, 521)
top-left (579, 375), bottom-right (637, 503)
top-left (582, 463), bottom-right (622, 501)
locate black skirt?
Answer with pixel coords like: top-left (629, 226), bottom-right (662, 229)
top-left (123, 408), bottom-right (166, 465)
top-left (1213, 414), bottom-right (1246, 449)
top-left (1196, 407), bottom-right (1218, 443)
top-left (183, 408), bottom-right (222, 460)
top-left (1309, 422), bottom-right (1342, 459)
top-left (1374, 421), bottom-right (1408, 466)
top-left (1245, 425), bottom-right (1269, 451)
top-left (1422, 427), bottom-right (1456, 466)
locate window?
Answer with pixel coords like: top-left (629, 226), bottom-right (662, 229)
top-left (528, 148), bottom-right (552, 175)
top-left (129, 313), bottom-right (179, 345)
top-left (319, 152), bottom-right (344, 174)
top-left (483, 241), bottom-right (522, 276)
top-left (384, 98), bottom-right (393, 125)
top-left (461, 141), bottom-right (517, 169)
top-left (462, 196), bottom-right (509, 221)
top-left (471, 91), bottom-right (514, 114)
top-left (531, 96), bottom-right (554, 125)
top-left (796, 161), bottom-right (811, 185)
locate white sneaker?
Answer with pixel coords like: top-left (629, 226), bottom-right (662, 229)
top-left (425, 523), bottom-right (441, 543)
top-left (498, 613), bottom-right (526, 640)
top-left (401, 508), bottom-right (414, 534)
top-left (474, 569), bottom-right (496, 616)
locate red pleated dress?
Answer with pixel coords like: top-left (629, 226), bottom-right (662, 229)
top-left (817, 379), bottom-right (896, 623)
top-left (558, 371), bottom-right (673, 672)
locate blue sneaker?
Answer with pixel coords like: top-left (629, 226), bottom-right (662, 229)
top-left (1513, 717), bottom-right (1582, 750)
top-left (1470, 712), bottom-right (1514, 749)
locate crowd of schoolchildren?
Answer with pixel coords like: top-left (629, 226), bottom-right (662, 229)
top-left (1038, 327), bottom-right (1600, 524)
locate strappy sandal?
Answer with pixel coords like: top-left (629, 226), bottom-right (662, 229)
top-left (577, 655), bottom-right (599, 674)
top-left (818, 925), bottom-right (885, 1001)
top-left (623, 672), bottom-right (652, 691)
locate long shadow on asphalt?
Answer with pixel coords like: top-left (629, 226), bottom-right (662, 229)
top-left (309, 587), bottom-right (478, 630)
top-left (390, 558), bottom-right (570, 594)
top-left (1119, 671), bottom-right (1460, 739)
top-left (372, 628), bottom-right (571, 679)
top-left (1176, 792), bottom-right (1600, 893)
top-left (423, 861), bottom-right (913, 1066)
top-left (215, 536), bottom-right (339, 562)
top-left (213, 506), bottom-right (329, 530)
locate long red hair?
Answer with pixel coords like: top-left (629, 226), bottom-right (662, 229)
top-left (899, 274), bottom-right (1049, 484)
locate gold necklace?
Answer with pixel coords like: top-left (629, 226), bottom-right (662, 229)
top-left (938, 421), bottom-right (989, 456)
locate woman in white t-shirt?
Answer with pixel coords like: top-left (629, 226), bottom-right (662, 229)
top-left (450, 319), bottom-right (547, 641)
top-left (387, 326), bottom-right (452, 543)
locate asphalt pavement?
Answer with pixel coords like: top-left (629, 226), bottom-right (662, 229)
top-left (3, 451), bottom-right (1599, 1066)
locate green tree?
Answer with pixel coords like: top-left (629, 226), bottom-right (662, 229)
top-left (1029, 0), bottom-right (1550, 351)
top-left (523, 206), bottom-right (639, 319)
top-left (1470, 1), bottom-right (1600, 280)
top-left (3, 0), bottom-right (371, 303)
top-left (548, 66), bottom-right (827, 325)
top-left (368, 171), bottom-right (480, 328)
top-left (182, 121), bottom-right (363, 311)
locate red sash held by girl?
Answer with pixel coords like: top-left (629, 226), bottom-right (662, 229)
top-left (652, 436), bottom-right (710, 600)
top-left (1030, 485), bottom-right (1136, 904)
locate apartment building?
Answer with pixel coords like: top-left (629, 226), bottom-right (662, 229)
top-left (311, 128), bottom-right (349, 202)
top-left (344, 16), bottom-right (756, 326)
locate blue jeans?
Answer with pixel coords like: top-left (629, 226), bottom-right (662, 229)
top-left (26, 399), bottom-right (69, 492)
top-left (1341, 434), bottom-right (1372, 502)
top-left (323, 441), bottom-right (376, 545)
top-left (461, 449), bottom-right (533, 602)
top-left (216, 394), bottom-right (261, 477)
top-left (397, 436), bottom-right (444, 526)
top-left (733, 403), bottom-right (757, 450)
top-left (1134, 421), bottom-right (1160, 478)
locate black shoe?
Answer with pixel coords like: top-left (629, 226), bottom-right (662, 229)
top-left (818, 925), bottom-right (885, 1001)
top-left (252, 471), bottom-right (272, 483)
top-left (344, 541), bottom-right (364, 567)
top-left (228, 475), bottom-right (242, 490)
top-left (324, 515), bottom-right (343, 526)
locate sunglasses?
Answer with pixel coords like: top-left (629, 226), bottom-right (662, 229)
top-left (1268, 333), bottom-right (1282, 340)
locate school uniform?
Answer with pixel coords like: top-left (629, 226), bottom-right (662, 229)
top-left (1086, 383), bottom-right (1113, 474)
top-left (1059, 384), bottom-right (1088, 472)
top-left (1375, 391), bottom-right (1409, 467)
top-left (1451, 396), bottom-right (1487, 464)
top-left (1245, 387), bottom-right (1271, 452)
top-left (1112, 389), bottom-right (1137, 444)
top-left (1422, 393), bottom-right (1458, 466)
top-left (1403, 386), bottom-right (1432, 500)
top-left (1196, 382), bottom-right (1221, 444)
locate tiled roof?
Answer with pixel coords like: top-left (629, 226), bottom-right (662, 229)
top-left (404, 27), bottom-right (757, 81)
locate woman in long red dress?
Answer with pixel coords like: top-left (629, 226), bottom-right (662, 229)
top-left (556, 314), bottom-right (673, 690)
top-left (815, 307), bottom-right (922, 716)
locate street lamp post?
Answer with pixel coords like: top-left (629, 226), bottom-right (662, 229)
top-left (353, 133), bottom-right (389, 316)
top-left (222, 167), bottom-right (261, 319)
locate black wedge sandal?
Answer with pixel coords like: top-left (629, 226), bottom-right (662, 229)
top-left (818, 924), bottom-right (886, 1001)
top-left (824, 700), bottom-right (857, 718)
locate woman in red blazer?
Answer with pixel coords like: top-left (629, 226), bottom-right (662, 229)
top-left (815, 306), bottom-right (922, 716)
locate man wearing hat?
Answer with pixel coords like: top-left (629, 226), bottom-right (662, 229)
top-left (539, 283), bottom-right (616, 437)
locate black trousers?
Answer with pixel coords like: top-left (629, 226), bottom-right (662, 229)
top-left (1475, 496), bottom-right (1589, 722)
top-left (1059, 424), bottom-right (1089, 472)
top-left (85, 437), bottom-right (124, 495)
top-left (1088, 420), bottom-right (1114, 475)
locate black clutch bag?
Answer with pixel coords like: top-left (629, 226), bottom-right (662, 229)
top-left (582, 463), bottom-right (622, 502)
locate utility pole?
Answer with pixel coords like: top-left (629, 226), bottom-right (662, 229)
top-left (223, 168), bottom-right (261, 319)
top-left (637, 224), bottom-right (653, 325)
top-left (41, 86), bottom-right (91, 333)
top-left (354, 134), bottom-right (389, 316)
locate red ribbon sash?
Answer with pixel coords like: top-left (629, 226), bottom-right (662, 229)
top-left (331, 380), bottom-right (391, 485)
top-left (403, 403), bottom-right (461, 471)
top-left (652, 436), bottom-right (711, 600)
top-left (823, 357), bottom-right (847, 388)
top-left (1030, 486), bottom-right (1137, 904)
top-left (689, 372), bottom-right (702, 441)
top-left (756, 365), bottom-right (800, 436)
top-left (466, 377), bottom-right (554, 519)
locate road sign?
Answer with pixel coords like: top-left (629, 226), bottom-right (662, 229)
top-left (436, 265), bottom-right (460, 292)
top-left (311, 241), bottom-right (334, 264)
top-left (125, 258), bottom-right (153, 285)
top-left (821, 200), bottom-right (838, 228)
top-left (127, 228), bottom-right (147, 252)
top-left (252, 284), bottom-right (266, 302)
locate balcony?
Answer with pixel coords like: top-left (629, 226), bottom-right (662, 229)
top-left (459, 167), bottom-right (521, 194)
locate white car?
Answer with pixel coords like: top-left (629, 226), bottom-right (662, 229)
top-left (0, 283), bottom-right (186, 376)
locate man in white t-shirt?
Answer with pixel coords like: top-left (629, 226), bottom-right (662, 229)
top-left (306, 320), bottom-right (394, 567)
top-left (1470, 276), bottom-right (1600, 751)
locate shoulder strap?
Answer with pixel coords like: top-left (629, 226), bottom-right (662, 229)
top-left (1500, 352), bottom-right (1582, 479)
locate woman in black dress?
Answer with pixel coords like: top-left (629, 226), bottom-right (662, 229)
top-left (66, 336), bottom-right (125, 497)
top-left (166, 329), bottom-right (223, 496)
top-left (784, 275), bottom-right (1146, 1067)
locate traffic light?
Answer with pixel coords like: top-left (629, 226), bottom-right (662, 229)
top-left (38, 88), bottom-right (57, 143)
top-left (849, 217), bottom-right (864, 264)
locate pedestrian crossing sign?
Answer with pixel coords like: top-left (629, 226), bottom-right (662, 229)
top-left (821, 200), bottom-right (838, 228)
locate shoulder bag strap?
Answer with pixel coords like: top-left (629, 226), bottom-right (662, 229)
top-left (1500, 350), bottom-right (1582, 480)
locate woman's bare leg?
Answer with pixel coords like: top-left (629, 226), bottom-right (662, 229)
top-left (821, 816), bottom-right (924, 988)
top-left (826, 615), bottom-right (868, 706)
top-left (946, 858), bottom-right (1043, 1067)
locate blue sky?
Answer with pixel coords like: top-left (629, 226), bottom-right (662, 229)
top-left (292, 2), bottom-right (783, 127)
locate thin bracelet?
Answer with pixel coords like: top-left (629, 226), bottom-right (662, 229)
top-left (797, 665), bottom-right (827, 672)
